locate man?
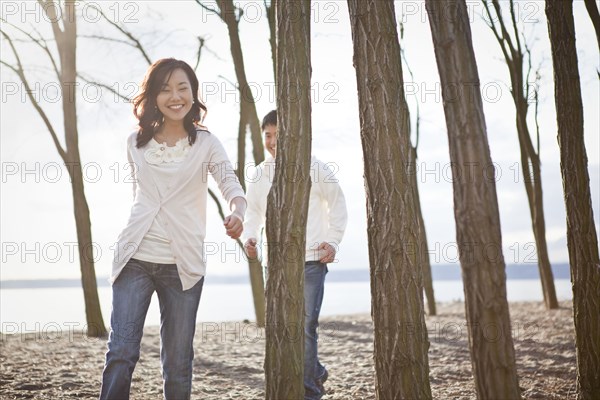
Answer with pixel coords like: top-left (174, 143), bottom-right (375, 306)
top-left (243, 110), bottom-right (348, 400)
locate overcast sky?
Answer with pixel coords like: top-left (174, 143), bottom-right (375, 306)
top-left (1, 1), bottom-right (598, 281)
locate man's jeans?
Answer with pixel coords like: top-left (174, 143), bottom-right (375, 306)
top-left (304, 261), bottom-right (328, 400)
top-left (99, 258), bottom-right (204, 400)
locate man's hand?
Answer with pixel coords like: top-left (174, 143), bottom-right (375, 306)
top-left (244, 238), bottom-right (258, 259)
top-left (224, 214), bottom-right (243, 239)
top-left (317, 242), bottom-right (336, 263)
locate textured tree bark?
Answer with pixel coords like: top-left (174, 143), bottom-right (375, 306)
top-left (425, 0), bottom-right (521, 397)
top-left (546, 1), bottom-right (600, 398)
top-left (264, 1), bottom-right (312, 398)
top-left (482, 0), bottom-right (558, 309)
top-left (347, 1), bottom-right (432, 398)
top-left (51, 0), bottom-right (107, 337)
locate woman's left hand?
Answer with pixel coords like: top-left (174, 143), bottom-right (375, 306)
top-left (224, 214), bottom-right (243, 239)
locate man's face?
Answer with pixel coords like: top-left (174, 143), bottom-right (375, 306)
top-left (264, 124), bottom-right (277, 158)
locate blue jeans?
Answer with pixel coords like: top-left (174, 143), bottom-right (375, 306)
top-left (304, 261), bottom-right (328, 400)
top-left (99, 258), bottom-right (204, 400)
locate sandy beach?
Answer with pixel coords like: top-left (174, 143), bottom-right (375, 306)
top-left (0, 301), bottom-right (576, 399)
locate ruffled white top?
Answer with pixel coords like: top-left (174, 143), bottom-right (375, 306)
top-left (133, 137), bottom-right (191, 264)
top-left (143, 136), bottom-right (191, 164)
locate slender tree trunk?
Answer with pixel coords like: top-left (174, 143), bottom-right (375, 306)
top-left (546, 1), bottom-right (600, 398)
top-left (237, 106), bottom-right (246, 190)
top-left (265, 0), bottom-right (276, 85)
top-left (68, 162), bottom-right (107, 337)
top-left (425, 1), bottom-right (521, 397)
top-left (54, 0), bottom-right (106, 337)
top-left (401, 40), bottom-right (437, 315)
top-left (482, 0), bottom-right (558, 310)
top-left (347, 1), bottom-right (432, 398)
top-left (264, 1), bottom-right (312, 398)
top-left (515, 80), bottom-right (558, 310)
top-left (218, 0), bottom-right (264, 166)
top-left (2, 1), bottom-right (107, 337)
top-left (528, 157), bottom-right (558, 309)
top-left (209, 0), bottom-right (266, 326)
top-left (248, 257), bottom-right (266, 325)
top-left (583, 0), bottom-right (600, 52)
top-left (410, 146), bottom-right (436, 316)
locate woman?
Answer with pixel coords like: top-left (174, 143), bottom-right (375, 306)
top-left (99, 58), bottom-right (246, 400)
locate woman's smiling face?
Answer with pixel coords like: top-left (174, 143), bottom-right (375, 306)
top-left (156, 68), bottom-right (193, 124)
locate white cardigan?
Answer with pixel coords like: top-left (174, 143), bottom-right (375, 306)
top-left (111, 129), bottom-right (245, 290)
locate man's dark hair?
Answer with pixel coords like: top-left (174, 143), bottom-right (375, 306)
top-left (261, 110), bottom-right (277, 130)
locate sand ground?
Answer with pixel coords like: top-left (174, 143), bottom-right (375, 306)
top-left (0, 301), bottom-right (576, 399)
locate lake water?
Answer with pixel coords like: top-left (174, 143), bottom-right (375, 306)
top-left (0, 278), bottom-right (573, 333)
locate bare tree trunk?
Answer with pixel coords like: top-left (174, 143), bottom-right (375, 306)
top-left (58, 1), bottom-right (107, 338)
top-left (264, 1), bottom-right (312, 398)
top-left (482, 0), bottom-right (558, 309)
top-left (400, 29), bottom-right (437, 316)
top-left (1, 0), bottom-right (107, 337)
top-left (236, 107), bottom-right (247, 190)
top-left (196, 0), bottom-right (266, 326)
top-left (68, 162), bottom-right (106, 337)
top-left (527, 157), bottom-right (558, 309)
top-left (583, 0), bottom-right (600, 52)
top-left (347, 1), bottom-right (432, 398)
top-left (546, 1), bottom-right (600, 398)
top-left (248, 257), bottom-right (266, 326)
top-left (410, 146), bottom-right (436, 316)
top-left (215, 0), bottom-right (264, 167)
top-left (264, 0), bottom-right (276, 84)
top-left (425, 1), bottom-right (521, 397)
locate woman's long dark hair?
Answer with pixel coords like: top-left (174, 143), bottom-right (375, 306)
top-left (132, 58), bottom-right (207, 148)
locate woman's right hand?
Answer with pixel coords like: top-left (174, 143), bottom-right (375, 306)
top-left (224, 214), bottom-right (243, 239)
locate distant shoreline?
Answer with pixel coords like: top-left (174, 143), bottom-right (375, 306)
top-left (0, 263), bottom-right (571, 289)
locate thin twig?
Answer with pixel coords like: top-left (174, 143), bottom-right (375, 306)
top-left (1, 29), bottom-right (66, 160)
top-left (77, 72), bottom-right (132, 102)
top-left (89, 4), bottom-right (152, 65)
top-left (0, 18), bottom-right (60, 79)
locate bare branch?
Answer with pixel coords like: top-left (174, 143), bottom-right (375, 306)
top-left (208, 187), bottom-right (225, 219)
top-left (533, 70), bottom-right (541, 156)
top-left (217, 74), bottom-right (237, 88)
top-left (78, 34), bottom-right (142, 48)
top-left (88, 4), bottom-right (152, 65)
top-left (1, 29), bottom-right (67, 160)
top-left (508, 0), bottom-right (522, 56)
top-left (77, 72), bottom-right (132, 102)
top-left (524, 34), bottom-right (533, 101)
top-left (202, 41), bottom-right (228, 62)
top-left (490, 0), bottom-right (517, 56)
top-left (194, 36), bottom-right (205, 70)
top-left (208, 187), bottom-right (245, 250)
top-left (195, 0), bottom-right (221, 18)
top-left (0, 18), bottom-right (60, 79)
top-left (399, 23), bottom-right (420, 150)
top-left (481, 1), bottom-right (511, 63)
